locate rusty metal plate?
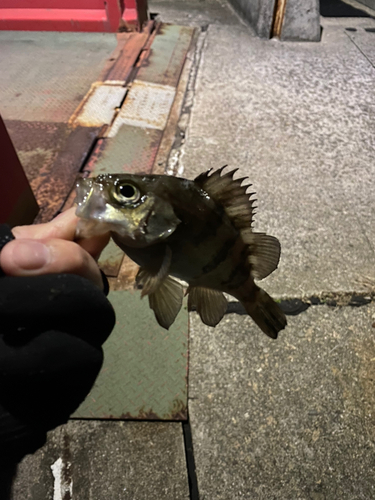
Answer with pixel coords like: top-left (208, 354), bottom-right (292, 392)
top-left (73, 290), bottom-right (188, 420)
top-left (34, 125), bottom-right (102, 223)
top-left (73, 84), bottom-right (127, 128)
top-left (5, 120), bottom-right (101, 222)
top-left (103, 31), bottom-right (149, 83)
top-left (108, 80), bottom-right (176, 135)
top-left (136, 24), bottom-right (195, 88)
top-left (98, 239), bottom-right (125, 277)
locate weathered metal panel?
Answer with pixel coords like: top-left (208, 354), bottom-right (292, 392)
top-left (34, 125), bottom-right (102, 223)
top-left (91, 125), bottom-right (162, 175)
top-left (73, 84), bottom-right (127, 128)
top-left (108, 80), bottom-right (176, 134)
top-left (104, 30), bottom-right (150, 83)
top-left (73, 290), bottom-right (188, 420)
top-left (0, 31), bottom-right (118, 123)
top-left (98, 239), bottom-right (125, 277)
top-left (136, 24), bottom-right (194, 88)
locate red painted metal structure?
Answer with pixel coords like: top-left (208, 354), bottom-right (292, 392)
top-left (0, 0), bottom-right (148, 32)
top-left (0, 115), bottom-right (39, 227)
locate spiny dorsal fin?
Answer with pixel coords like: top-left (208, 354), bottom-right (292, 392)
top-left (187, 286), bottom-right (228, 327)
top-left (241, 230), bottom-right (281, 280)
top-left (148, 276), bottom-right (184, 330)
top-left (194, 166), bottom-right (256, 230)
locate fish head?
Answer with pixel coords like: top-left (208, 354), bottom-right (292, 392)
top-left (75, 174), bottom-right (181, 247)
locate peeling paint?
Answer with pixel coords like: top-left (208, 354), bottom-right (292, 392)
top-left (108, 80), bottom-right (176, 136)
top-left (73, 84), bottom-right (127, 128)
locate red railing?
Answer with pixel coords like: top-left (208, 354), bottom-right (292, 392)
top-left (0, 115), bottom-right (39, 227)
top-left (0, 0), bottom-right (148, 32)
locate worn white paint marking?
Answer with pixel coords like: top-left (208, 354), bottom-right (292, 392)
top-left (104, 80), bottom-right (128, 86)
top-left (108, 80), bottom-right (176, 136)
top-left (74, 84), bottom-right (127, 127)
top-left (51, 457), bottom-right (73, 500)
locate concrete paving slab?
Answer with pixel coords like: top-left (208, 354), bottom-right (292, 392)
top-left (11, 420), bottom-right (189, 500)
top-left (346, 25), bottom-right (375, 65)
top-left (149, 0), bottom-right (242, 27)
top-left (189, 303), bottom-right (375, 499)
top-left (180, 24), bottom-right (375, 297)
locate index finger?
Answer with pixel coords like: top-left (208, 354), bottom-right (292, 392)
top-left (12, 207), bottom-right (111, 260)
top-left (12, 207), bottom-right (78, 241)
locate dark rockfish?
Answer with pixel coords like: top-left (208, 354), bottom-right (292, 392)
top-left (75, 167), bottom-right (287, 338)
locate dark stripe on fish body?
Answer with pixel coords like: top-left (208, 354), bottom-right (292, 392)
top-left (221, 245), bottom-right (250, 289)
top-left (190, 205), bottom-right (227, 246)
top-left (201, 236), bottom-right (236, 274)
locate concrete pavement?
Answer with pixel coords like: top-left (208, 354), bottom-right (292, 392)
top-left (156, 1), bottom-right (375, 498)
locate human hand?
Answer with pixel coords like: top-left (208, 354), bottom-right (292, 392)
top-left (0, 207), bottom-right (110, 290)
top-left (0, 208), bottom-right (115, 470)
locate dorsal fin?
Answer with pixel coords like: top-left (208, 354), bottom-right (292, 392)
top-left (194, 167), bottom-right (281, 281)
top-left (194, 166), bottom-right (256, 230)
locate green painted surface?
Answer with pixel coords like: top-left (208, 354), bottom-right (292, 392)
top-left (92, 125), bottom-right (162, 175)
top-left (73, 290), bottom-right (188, 420)
top-left (136, 25), bottom-right (194, 87)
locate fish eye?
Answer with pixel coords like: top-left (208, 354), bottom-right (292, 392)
top-left (113, 182), bottom-right (141, 204)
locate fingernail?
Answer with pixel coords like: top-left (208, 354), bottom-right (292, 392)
top-left (12, 240), bottom-right (50, 270)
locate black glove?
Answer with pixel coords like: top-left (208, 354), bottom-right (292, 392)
top-left (0, 225), bottom-right (116, 466)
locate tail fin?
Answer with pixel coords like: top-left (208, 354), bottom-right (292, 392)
top-left (241, 287), bottom-right (286, 339)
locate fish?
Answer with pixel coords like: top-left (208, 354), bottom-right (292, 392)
top-left (75, 167), bottom-right (287, 339)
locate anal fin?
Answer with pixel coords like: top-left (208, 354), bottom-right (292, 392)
top-left (149, 276), bottom-right (184, 330)
top-left (188, 287), bottom-right (228, 327)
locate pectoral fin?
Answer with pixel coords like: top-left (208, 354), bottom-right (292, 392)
top-left (135, 246), bottom-right (172, 296)
top-left (149, 277), bottom-right (184, 329)
top-left (188, 287), bottom-right (228, 327)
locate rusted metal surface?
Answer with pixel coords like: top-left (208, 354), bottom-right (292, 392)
top-left (136, 24), bottom-right (195, 88)
top-left (34, 125), bottom-right (102, 223)
top-left (98, 239), bottom-right (125, 277)
top-left (103, 29), bottom-right (151, 83)
top-left (0, 115), bottom-right (39, 226)
top-left (73, 290), bottom-right (188, 421)
top-left (4, 120), bottom-right (67, 194)
top-left (107, 254), bottom-right (139, 290)
top-left (108, 80), bottom-right (176, 134)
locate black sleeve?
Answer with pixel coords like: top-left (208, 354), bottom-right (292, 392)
top-left (0, 225), bottom-right (116, 466)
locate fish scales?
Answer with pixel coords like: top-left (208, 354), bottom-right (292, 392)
top-left (75, 167), bottom-right (287, 338)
